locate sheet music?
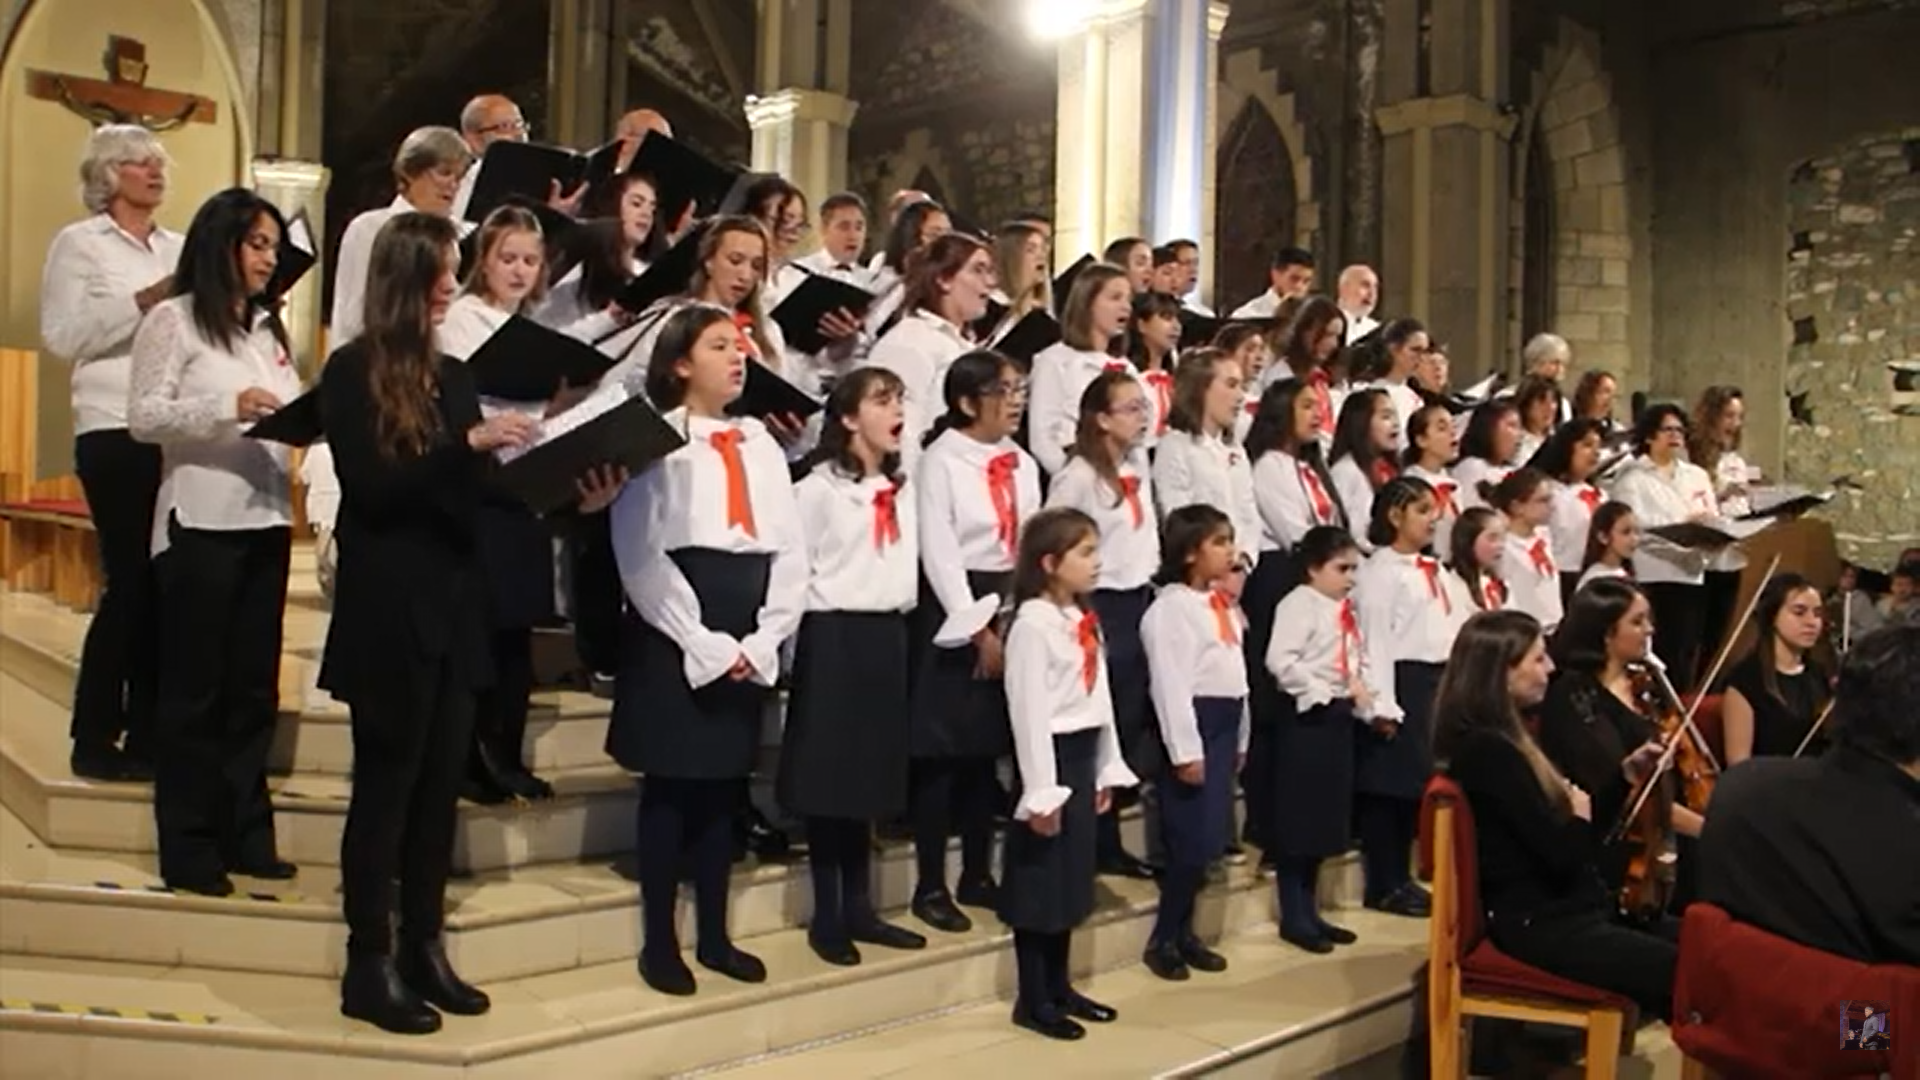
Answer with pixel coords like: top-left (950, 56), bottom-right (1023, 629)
top-left (494, 382), bottom-right (626, 465)
top-left (1745, 484), bottom-right (1832, 516)
top-left (287, 213), bottom-right (314, 256)
top-left (1459, 373), bottom-right (1499, 401)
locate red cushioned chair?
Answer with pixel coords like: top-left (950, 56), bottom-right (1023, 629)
top-left (1419, 775), bottom-right (1639, 1079)
top-left (1672, 902), bottom-right (1918, 1080)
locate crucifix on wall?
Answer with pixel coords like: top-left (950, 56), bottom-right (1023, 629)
top-left (25, 35), bottom-right (217, 131)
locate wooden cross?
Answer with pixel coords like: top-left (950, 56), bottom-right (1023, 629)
top-left (25, 36), bottom-right (217, 131)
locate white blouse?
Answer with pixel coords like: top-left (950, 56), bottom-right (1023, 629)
top-left (1500, 525), bottom-right (1565, 633)
top-left (1453, 456), bottom-right (1511, 513)
top-left (1044, 453), bottom-right (1159, 592)
top-left (1329, 455), bottom-right (1380, 552)
top-left (1702, 449), bottom-right (1753, 574)
top-left (599, 297), bottom-right (790, 403)
top-left (1576, 563), bottom-right (1632, 592)
top-left (1252, 449), bottom-right (1344, 552)
top-left (915, 428), bottom-right (1042, 641)
top-left (1151, 430), bottom-right (1261, 566)
top-left (794, 464), bottom-right (917, 614)
top-left (1353, 548), bottom-right (1459, 720)
top-left (1444, 567), bottom-right (1507, 635)
top-left (331, 196), bottom-right (438, 347)
top-left (40, 214), bottom-right (185, 434)
top-left (1266, 584), bottom-right (1377, 717)
top-left (1549, 480), bottom-right (1604, 574)
top-left (866, 309), bottom-right (974, 461)
top-left (1027, 343), bottom-right (1153, 476)
top-left (529, 263), bottom-right (631, 345)
top-left (1403, 463), bottom-right (1461, 561)
top-left (1607, 457), bottom-right (1718, 586)
top-left (609, 411), bottom-right (807, 688)
top-left (126, 298), bottom-right (301, 555)
top-left (1003, 598), bottom-right (1141, 819)
top-left (1141, 584), bottom-right (1251, 766)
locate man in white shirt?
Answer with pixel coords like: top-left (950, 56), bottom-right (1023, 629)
top-left (1229, 246), bottom-right (1315, 318)
top-left (1165, 239), bottom-right (1214, 316)
top-left (1338, 264), bottom-right (1381, 345)
top-left (798, 193), bottom-right (872, 282)
top-left (450, 94), bottom-right (530, 220)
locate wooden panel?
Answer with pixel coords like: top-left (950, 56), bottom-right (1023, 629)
top-left (0, 348), bottom-right (83, 503)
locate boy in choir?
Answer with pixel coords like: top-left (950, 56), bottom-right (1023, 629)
top-left (1126, 291), bottom-right (1182, 445)
top-left (1488, 468), bottom-right (1564, 635)
top-left (1047, 373), bottom-right (1162, 880)
top-left (1352, 476), bottom-right (1451, 918)
top-left (608, 304), bottom-right (808, 996)
top-left (1150, 245), bottom-right (1182, 295)
top-left (908, 351), bottom-right (1043, 933)
top-left (1445, 508), bottom-right (1510, 620)
top-left (1336, 264), bottom-right (1382, 346)
top-left (1534, 418), bottom-right (1608, 604)
top-left (1029, 263), bottom-right (1149, 476)
top-left (1265, 525), bottom-right (1376, 952)
top-left (1230, 246), bottom-right (1317, 318)
top-left (1577, 501), bottom-right (1639, 591)
top-left (1152, 349), bottom-right (1261, 571)
top-left (1000, 507), bottom-right (1140, 1041)
top-left (1328, 388), bottom-right (1400, 553)
top-left (799, 192), bottom-right (872, 281)
top-left (780, 368), bottom-right (929, 966)
top-left (1141, 505), bottom-right (1247, 980)
top-left (1400, 403), bottom-right (1462, 560)
top-left (1166, 239), bottom-right (1212, 316)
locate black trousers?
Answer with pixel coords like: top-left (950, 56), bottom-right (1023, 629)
top-left (909, 756), bottom-right (997, 896)
top-left (566, 514), bottom-right (621, 675)
top-left (71, 429), bottom-right (162, 756)
top-left (637, 776), bottom-right (742, 959)
top-left (1642, 582), bottom-right (1707, 689)
top-left (1489, 907), bottom-right (1679, 1022)
top-left (340, 654), bottom-right (475, 954)
top-left (1356, 793), bottom-right (1418, 903)
top-left (473, 627), bottom-right (534, 769)
top-left (152, 522), bottom-right (291, 884)
top-left (1012, 928), bottom-right (1074, 1015)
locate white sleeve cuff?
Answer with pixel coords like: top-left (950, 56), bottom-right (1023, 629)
top-left (1096, 760), bottom-right (1141, 791)
top-left (1014, 786), bottom-right (1071, 820)
top-left (681, 629), bottom-right (746, 689)
top-left (737, 633), bottom-right (783, 688)
top-left (934, 595), bottom-right (999, 647)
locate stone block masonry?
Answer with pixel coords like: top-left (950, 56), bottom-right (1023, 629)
top-left (1782, 128), bottom-right (1920, 570)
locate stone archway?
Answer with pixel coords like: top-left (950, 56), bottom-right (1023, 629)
top-left (1511, 20), bottom-right (1633, 385)
top-left (1215, 48), bottom-right (1318, 310)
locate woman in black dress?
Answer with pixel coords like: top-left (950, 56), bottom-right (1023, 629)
top-left (1720, 572), bottom-right (1831, 764)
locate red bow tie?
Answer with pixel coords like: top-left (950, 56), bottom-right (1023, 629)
top-left (1209, 590), bottom-right (1239, 645)
top-left (1578, 486), bottom-right (1602, 513)
top-left (1143, 370), bottom-right (1174, 435)
top-left (872, 483), bottom-right (901, 551)
top-left (1528, 538), bottom-right (1556, 577)
top-left (986, 452), bottom-right (1021, 558)
top-left (1484, 574), bottom-right (1507, 610)
top-left (1433, 481), bottom-right (1459, 518)
top-left (1418, 556), bottom-right (1452, 615)
top-left (1076, 609), bottom-right (1102, 692)
top-left (1336, 598), bottom-right (1360, 680)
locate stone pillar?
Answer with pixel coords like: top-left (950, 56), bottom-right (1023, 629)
top-left (1375, 0), bottom-right (1514, 369)
top-left (1052, 0), bottom-right (1154, 268)
top-left (748, 0), bottom-right (857, 206)
top-left (250, 159), bottom-right (331, 373)
top-left (1144, 0), bottom-right (1229, 300)
top-left (548, 0), bottom-right (618, 149)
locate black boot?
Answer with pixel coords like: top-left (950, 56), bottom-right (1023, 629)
top-left (341, 952), bottom-right (441, 1035)
top-left (395, 937), bottom-right (490, 1016)
top-left (463, 730), bottom-right (516, 806)
top-left (492, 696), bottom-right (554, 802)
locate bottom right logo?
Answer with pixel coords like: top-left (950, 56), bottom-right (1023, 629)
top-left (1842, 1000), bottom-right (1892, 1051)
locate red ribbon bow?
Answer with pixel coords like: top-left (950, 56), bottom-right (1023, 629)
top-left (731, 310), bottom-right (759, 358)
top-left (1418, 556), bottom-right (1452, 615)
top-left (986, 452), bottom-right (1021, 558)
top-left (1578, 486), bottom-right (1602, 513)
top-left (1336, 597), bottom-right (1360, 680)
top-left (710, 428), bottom-right (757, 538)
top-left (1143, 370), bottom-right (1174, 435)
top-left (1371, 459), bottom-right (1399, 489)
top-left (1528, 537), bottom-right (1556, 577)
top-left (1077, 609), bottom-right (1102, 692)
top-left (873, 483), bottom-right (901, 551)
top-left (1118, 475), bottom-right (1144, 528)
top-left (1299, 461), bottom-right (1336, 524)
top-left (1433, 481), bottom-right (1459, 518)
top-left (1308, 370), bottom-right (1336, 433)
top-left (1484, 574), bottom-right (1507, 610)
top-left (1104, 361), bottom-right (1131, 374)
top-left (1209, 590), bottom-right (1239, 645)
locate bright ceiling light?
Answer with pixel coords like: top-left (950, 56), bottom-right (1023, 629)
top-left (1026, 0), bottom-right (1098, 41)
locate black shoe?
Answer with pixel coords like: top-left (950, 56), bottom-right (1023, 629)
top-left (808, 933), bottom-right (860, 966)
top-left (588, 672), bottom-right (616, 700)
top-left (1365, 885), bottom-right (1429, 919)
top-left (461, 773), bottom-right (512, 806)
top-left (1060, 989), bottom-right (1117, 1024)
top-left (1316, 920), bottom-right (1358, 945)
top-left (396, 937), bottom-right (491, 1015)
top-left (232, 859), bottom-right (298, 881)
top-left (696, 944), bottom-right (767, 984)
top-left (911, 889), bottom-right (973, 933)
top-left (639, 950), bottom-right (696, 996)
top-left (848, 917), bottom-right (927, 951)
top-left (168, 873), bottom-right (235, 898)
top-left (1012, 1001), bottom-right (1085, 1041)
top-left (1143, 940), bottom-right (1191, 982)
top-left (1280, 926), bottom-right (1335, 954)
top-left (1097, 851), bottom-right (1160, 881)
top-left (1177, 936), bottom-right (1229, 973)
top-left (736, 806), bottom-right (792, 863)
top-left (70, 746), bottom-right (143, 782)
top-left (498, 764), bottom-right (555, 802)
top-left (466, 737), bottom-right (519, 806)
top-left (953, 876), bottom-right (999, 909)
top-left (341, 953), bottom-right (441, 1035)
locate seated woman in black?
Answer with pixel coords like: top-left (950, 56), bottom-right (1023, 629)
top-left (1539, 577), bottom-right (1704, 904)
top-left (1433, 609), bottom-right (1675, 1022)
top-left (1720, 572), bottom-right (1831, 764)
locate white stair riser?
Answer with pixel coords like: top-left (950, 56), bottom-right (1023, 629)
top-left (269, 712), bottom-right (615, 775)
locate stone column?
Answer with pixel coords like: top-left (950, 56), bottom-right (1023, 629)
top-left (1375, 0), bottom-right (1514, 369)
top-left (1051, 0), bottom-right (1155, 268)
top-left (547, 0), bottom-right (618, 149)
top-left (748, 0), bottom-right (857, 206)
top-left (250, 159), bottom-right (331, 373)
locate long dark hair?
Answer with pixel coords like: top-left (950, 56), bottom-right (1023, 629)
top-left (1687, 384), bottom-right (1743, 469)
top-left (643, 302), bottom-right (735, 412)
top-left (1280, 296), bottom-right (1343, 378)
top-left (1068, 370), bottom-right (1137, 509)
top-left (1488, 466), bottom-right (1551, 518)
top-left (1532, 418), bottom-right (1606, 482)
top-left (1155, 504), bottom-right (1233, 587)
top-left (1746, 572), bottom-right (1830, 711)
top-left (1572, 369), bottom-right (1615, 420)
top-left (1167, 347), bottom-right (1232, 439)
top-left (579, 174), bottom-right (665, 308)
top-left (1401, 402), bottom-right (1453, 469)
top-left (1550, 576), bottom-right (1643, 674)
top-left (900, 232), bottom-right (991, 325)
top-left (1580, 501), bottom-right (1637, 575)
top-left (1011, 507), bottom-right (1100, 608)
top-left (364, 212), bottom-right (459, 459)
top-left (1126, 290), bottom-right (1182, 370)
top-left (804, 366), bottom-right (907, 486)
top-left (1447, 507), bottom-right (1503, 607)
top-left (172, 187), bottom-right (292, 354)
top-left (1330, 388), bottom-right (1395, 491)
top-left (923, 349), bottom-right (1014, 447)
top-left (1433, 610), bottom-right (1570, 812)
top-left (1513, 374), bottom-right (1563, 436)
top-left (884, 199), bottom-right (948, 273)
top-left (1367, 475), bottom-right (1434, 549)
top-left (1248, 377), bottom-right (1343, 523)
top-left (1459, 400), bottom-right (1519, 464)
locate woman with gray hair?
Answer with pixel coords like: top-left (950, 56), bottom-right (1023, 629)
top-left (39, 123), bottom-right (185, 783)
top-left (327, 126), bottom-right (474, 346)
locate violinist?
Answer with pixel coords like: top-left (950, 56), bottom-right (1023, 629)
top-left (1720, 573), bottom-right (1831, 764)
top-left (1538, 579), bottom-right (1706, 903)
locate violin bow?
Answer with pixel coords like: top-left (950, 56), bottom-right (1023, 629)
top-left (1792, 698), bottom-right (1837, 758)
top-left (1675, 552), bottom-right (1786, 773)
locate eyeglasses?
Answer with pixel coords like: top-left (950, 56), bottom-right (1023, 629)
top-left (1108, 400), bottom-right (1150, 416)
top-left (980, 379), bottom-right (1028, 399)
top-left (481, 118), bottom-right (531, 136)
top-left (1657, 425), bottom-right (1687, 435)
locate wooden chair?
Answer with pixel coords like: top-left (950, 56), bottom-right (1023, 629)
top-left (1673, 902), bottom-right (1918, 1080)
top-left (1419, 776), bottom-right (1638, 1079)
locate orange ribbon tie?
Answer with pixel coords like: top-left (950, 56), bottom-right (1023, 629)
top-left (986, 451), bottom-right (1021, 558)
top-left (710, 428), bottom-right (757, 538)
top-left (1299, 462), bottom-right (1336, 524)
top-left (1209, 590), bottom-right (1239, 645)
top-left (1419, 556), bottom-right (1452, 615)
top-left (1528, 537), bottom-right (1556, 577)
top-left (1433, 481), bottom-right (1459, 518)
top-left (1309, 371), bottom-right (1335, 433)
top-left (1118, 475), bottom-right (1144, 528)
top-left (872, 484), bottom-right (901, 551)
top-left (1077, 609), bottom-right (1102, 692)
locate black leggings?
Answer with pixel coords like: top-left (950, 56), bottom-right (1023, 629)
top-left (1356, 793), bottom-right (1418, 903)
top-left (806, 816), bottom-right (877, 943)
top-left (637, 777), bottom-right (743, 961)
top-left (71, 429), bottom-right (161, 756)
top-left (909, 756), bottom-right (997, 896)
top-left (1012, 928), bottom-right (1074, 1014)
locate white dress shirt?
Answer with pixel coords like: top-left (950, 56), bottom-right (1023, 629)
top-left (1027, 343), bottom-right (1154, 476)
top-left (797, 248), bottom-right (874, 285)
top-left (1453, 456), bottom-right (1511, 513)
top-left (794, 464), bottom-right (917, 614)
top-left (301, 443), bottom-right (340, 530)
top-left (1228, 290), bottom-right (1284, 319)
top-left (1341, 310), bottom-right (1381, 345)
top-left (1515, 430), bottom-right (1546, 468)
top-left (1180, 296), bottom-right (1215, 318)
top-left (40, 214), bottom-right (185, 433)
top-left (1549, 479), bottom-right (1604, 574)
top-left (1703, 450), bottom-right (1753, 573)
top-left (1142, 583), bottom-right (1250, 765)
top-left (1607, 456), bottom-right (1718, 586)
top-left (1577, 563), bottom-right (1632, 592)
top-left (531, 262), bottom-right (637, 345)
top-left (865, 309), bottom-right (974, 460)
top-left (126, 298), bottom-right (301, 554)
top-left (916, 428), bottom-right (1042, 642)
top-left (1266, 584), bottom-right (1377, 717)
top-left (330, 196), bottom-right (421, 347)
top-left (1252, 449), bottom-right (1345, 552)
top-left (1152, 430), bottom-right (1262, 567)
top-left (1044, 453), bottom-right (1160, 591)
top-left (1403, 463), bottom-right (1461, 561)
top-left (1004, 598), bottom-right (1141, 818)
top-left (609, 411), bottom-right (807, 688)
top-left (1353, 547), bottom-right (1459, 721)
top-left (1500, 524), bottom-right (1565, 633)
top-left (1329, 455), bottom-right (1379, 553)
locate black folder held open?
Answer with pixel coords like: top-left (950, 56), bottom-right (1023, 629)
top-left (727, 358), bottom-right (822, 422)
top-left (464, 315), bottom-right (616, 403)
top-left (243, 388), bottom-right (323, 447)
top-left (990, 309), bottom-right (1063, 366)
top-left (465, 140), bottom-right (621, 226)
top-left (494, 391), bottom-right (686, 514)
top-left (770, 273), bottom-right (876, 354)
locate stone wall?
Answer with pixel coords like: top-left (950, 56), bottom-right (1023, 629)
top-left (1783, 131), bottom-right (1920, 566)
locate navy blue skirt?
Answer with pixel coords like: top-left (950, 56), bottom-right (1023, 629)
top-left (1354, 661), bottom-right (1444, 800)
top-left (1158, 697), bottom-right (1242, 870)
top-left (778, 610), bottom-right (911, 821)
top-left (999, 728), bottom-right (1101, 933)
top-left (1092, 585), bottom-right (1162, 779)
top-left (908, 570), bottom-right (1014, 760)
top-left (1271, 697), bottom-right (1357, 858)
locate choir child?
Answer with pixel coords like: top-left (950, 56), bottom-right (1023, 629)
top-left (866, 232), bottom-right (996, 456)
top-left (982, 220), bottom-right (1053, 345)
top-left (1102, 236), bottom-right (1154, 294)
top-left (1046, 372), bottom-right (1161, 878)
top-left (1229, 246), bottom-right (1316, 318)
top-left (1511, 375), bottom-right (1563, 465)
top-left (1000, 507), bottom-right (1140, 1041)
top-left (1151, 349), bottom-right (1261, 570)
top-left (608, 304), bottom-right (808, 996)
top-left (1150, 245), bottom-right (1182, 295)
top-left (1400, 403), bottom-right (1462, 560)
top-left (1328, 388), bottom-right (1399, 553)
top-left (1688, 385), bottom-right (1754, 682)
top-left (779, 368), bottom-right (930, 964)
top-left (1366, 318), bottom-right (1428, 449)
top-left (1720, 573), bottom-right (1832, 764)
top-left (1127, 290), bottom-right (1182, 446)
top-left (1212, 322), bottom-right (1273, 393)
top-left (1488, 468), bottom-right (1564, 635)
top-left (909, 350), bottom-right (1043, 932)
top-left (323, 213), bottom-right (537, 1034)
top-left (1453, 400), bottom-right (1520, 512)
top-left (128, 188), bottom-right (300, 895)
top-left (1140, 505), bottom-right (1248, 980)
top-left (866, 198), bottom-right (952, 338)
top-left (1264, 526), bottom-right (1374, 952)
top-left (536, 173), bottom-right (658, 337)
top-left (1029, 263), bottom-right (1146, 476)
top-left (1274, 297), bottom-right (1347, 441)
top-left (747, 178), bottom-right (864, 403)
top-left (1576, 501), bottom-right (1639, 591)
top-left (1444, 508), bottom-right (1509, 620)
top-left (1352, 476), bottom-right (1451, 917)
top-left (1609, 403), bottom-right (1720, 681)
